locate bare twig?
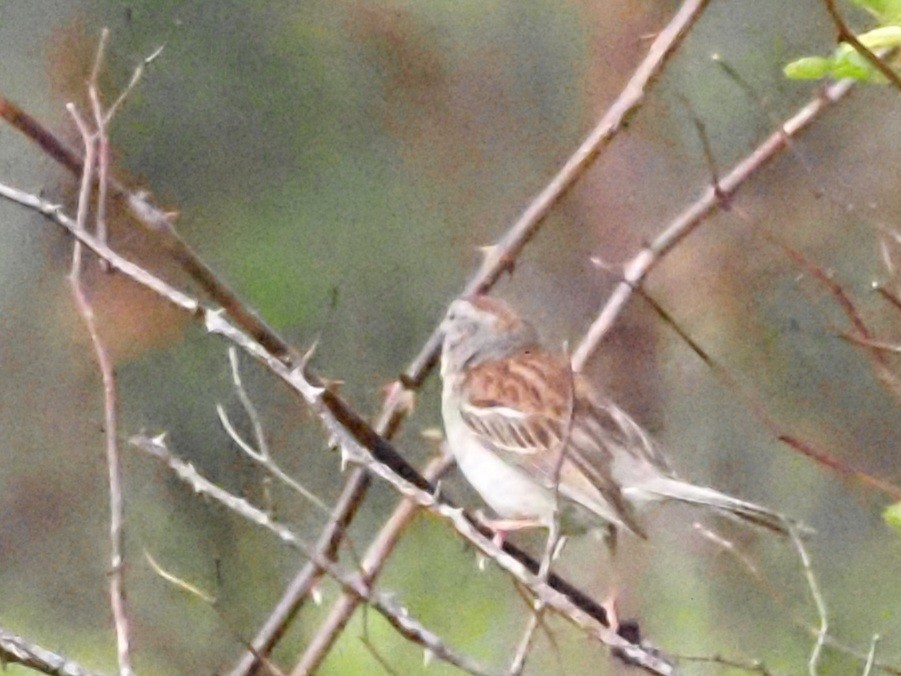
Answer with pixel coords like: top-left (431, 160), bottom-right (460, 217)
top-left (130, 433), bottom-right (496, 676)
top-left (144, 549), bottom-right (217, 604)
top-left (66, 83), bottom-right (133, 675)
top-left (631, 286), bottom-right (901, 499)
top-left (700, 522), bottom-right (901, 675)
top-left (790, 528), bottom-right (828, 676)
top-left (217, 347), bottom-right (329, 512)
top-left (0, 6), bottom-right (707, 668)
top-left (0, 625), bottom-right (101, 676)
top-left (863, 635), bottom-right (881, 676)
top-left (775, 239), bottom-right (901, 401)
top-left (0, 185), bottom-right (674, 674)
top-left (290, 455), bottom-right (454, 676)
top-left (572, 76), bottom-right (857, 371)
top-left (242, 2), bottom-right (713, 670)
top-left (820, 0), bottom-right (901, 90)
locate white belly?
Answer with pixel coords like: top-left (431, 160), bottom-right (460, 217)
top-left (442, 394), bottom-right (556, 525)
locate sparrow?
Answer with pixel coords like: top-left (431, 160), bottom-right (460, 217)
top-left (439, 294), bottom-right (798, 544)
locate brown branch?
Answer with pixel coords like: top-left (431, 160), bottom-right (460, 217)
top-left (776, 239), bottom-right (901, 401)
top-left (66, 92), bottom-right (134, 675)
top-left (130, 435), bottom-right (494, 676)
top-left (0, 90), bottom-right (291, 365)
top-left (821, 0), bottom-right (901, 90)
top-left (572, 76), bottom-right (857, 369)
top-left (289, 454), bottom-right (454, 675)
top-left (0, 625), bottom-right (102, 676)
top-left (0, 185), bottom-right (675, 675)
top-left (631, 288), bottom-right (901, 500)
top-left (0, 5), bottom-right (709, 667)
top-left (230, 1), bottom-right (712, 670)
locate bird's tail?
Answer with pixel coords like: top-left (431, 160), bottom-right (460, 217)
top-left (635, 477), bottom-right (810, 536)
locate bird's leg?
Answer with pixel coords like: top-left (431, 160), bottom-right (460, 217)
top-left (538, 520), bottom-right (566, 580)
top-left (602, 592), bottom-right (621, 634)
top-left (475, 511), bottom-right (545, 549)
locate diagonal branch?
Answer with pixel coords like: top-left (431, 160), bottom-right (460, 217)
top-left (130, 434), bottom-right (494, 676)
top-left (0, 184), bottom-right (676, 675)
top-left (0, 625), bottom-right (102, 676)
top-left (287, 454), bottom-right (454, 676)
top-left (571, 76), bottom-right (857, 369)
top-left (237, 1), bottom-right (713, 670)
top-left (820, 0), bottom-right (901, 90)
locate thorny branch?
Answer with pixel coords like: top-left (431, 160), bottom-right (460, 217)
top-left (0, 625), bottom-right (101, 676)
top-left (248, 1), bottom-right (713, 671)
top-left (64, 33), bottom-right (137, 676)
top-left (129, 433), bottom-right (495, 676)
top-left (571, 76), bottom-right (858, 369)
top-left (0, 182), bottom-right (676, 675)
top-left (288, 454), bottom-right (454, 676)
top-left (3, 3), bottom-right (708, 669)
top-left (0, 7), bottom-right (895, 673)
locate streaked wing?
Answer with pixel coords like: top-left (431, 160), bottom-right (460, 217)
top-left (459, 351), bottom-right (646, 535)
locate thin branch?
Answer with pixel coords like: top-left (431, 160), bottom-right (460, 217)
top-left (0, 185), bottom-right (674, 674)
top-left (0, 625), bottom-right (102, 676)
top-left (631, 286), bottom-right (901, 499)
top-left (572, 76), bottom-right (857, 370)
top-left (290, 454), bottom-right (454, 676)
top-left (775, 238), bottom-right (901, 401)
top-left (144, 549), bottom-right (217, 604)
top-left (820, 0), bottom-right (901, 90)
top-left (130, 433), bottom-right (496, 676)
top-left (216, 348), bottom-right (329, 512)
top-left (863, 635), bottom-right (881, 676)
top-left (239, 2), bottom-right (712, 670)
top-left (700, 524), bottom-right (901, 675)
top-left (66, 86), bottom-right (133, 676)
top-left (0, 6), bottom-right (707, 667)
top-left (227, 346), bottom-right (271, 459)
top-left (676, 653), bottom-right (774, 675)
top-left (790, 528), bottom-right (828, 676)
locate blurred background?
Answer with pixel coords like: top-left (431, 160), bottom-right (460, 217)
top-left (0, 0), bottom-right (899, 673)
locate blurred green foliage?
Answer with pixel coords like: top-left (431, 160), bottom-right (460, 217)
top-left (784, 0), bottom-right (901, 82)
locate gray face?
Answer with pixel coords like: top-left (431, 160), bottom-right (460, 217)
top-left (440, 297), bottom-right (538, 377)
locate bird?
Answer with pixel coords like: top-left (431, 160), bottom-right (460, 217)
top-left (439, 294), bottom-right (800, 551)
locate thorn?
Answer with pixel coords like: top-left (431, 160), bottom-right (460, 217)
top-left (419, 427), bottom-right (444, 441)
top-left (477, 553), bottom-right (487, 572)
top-left (423, 648), bottom-right (434, 667)
top-left (340, 446), bottom-right (352, 471)
top-left (300, 338), bottom-right (319, 370)
top-left (204, 308), bottom-right (228, 333)
top-left (590, 255), bottom-right (618, 273)
top-left (163, 210), bottom-right (179, 222)
top-left (477, 243), bottom-right (497, 259)
top-left (311, 582), bottom-right (323, 606)
top-left (152, 432), bottom-right (168, 445)
top-left (320, 377), bottom-right (344, 392)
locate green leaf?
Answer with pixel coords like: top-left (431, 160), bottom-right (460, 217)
top-left (784, 56), bottom-right (834, 79)
top-left (831, 46), bottom-right (884, 81)
top-left (858, 25), bottom-right (901, 49)
top-left (885, 502), bottom-right (901, 530)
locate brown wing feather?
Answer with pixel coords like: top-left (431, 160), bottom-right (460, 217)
top-left (460, 351), bottom-right (646, 536)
